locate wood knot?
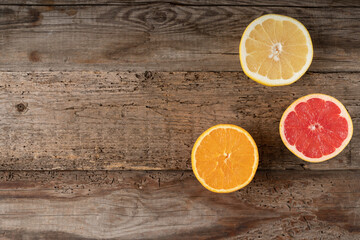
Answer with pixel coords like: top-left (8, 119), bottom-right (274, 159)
top-left (15, 103), bottom-right (27, 113)
top-left (144, 71), bottom-right (153, 79)
top-left (28, 8), bottom-right (43, 26)
top-left (29, 51), bottom-right (41, 62)
top-left (150, 10), bottom-right (167, 23)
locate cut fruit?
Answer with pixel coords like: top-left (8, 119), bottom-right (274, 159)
top-left (191, 124), bottom-right (258, 193)
top-left (280, 94), bottom-right (353, 163)
top-left (239, 14), bottom-right (313, 86)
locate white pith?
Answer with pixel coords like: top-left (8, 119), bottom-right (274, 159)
top-left (280, 94), bottom-right (353, 162)
top-left (309, 123), bottom-right (322, 131)
top-left (269, 43), bottom-right (282, 62)
top-left (240, 14), bottom-right (313, 86)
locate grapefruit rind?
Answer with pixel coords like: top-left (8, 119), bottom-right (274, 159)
top-left (279, 94), bottom-right (353, 163)
top-left (191, 124), bottom-right (259, 193)
top-left (239, 14), bottom-right (313, 86)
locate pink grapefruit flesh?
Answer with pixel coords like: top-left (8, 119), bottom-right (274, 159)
top-left (280, 94), bottom-right (353, 162)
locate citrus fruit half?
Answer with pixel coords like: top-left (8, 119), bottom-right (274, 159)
top-left (239, 14), bottom-right (313, 86)
top-left (191, 124), bottom-right (258, 193)
top-left (280, 94), bottom-right (353, 162)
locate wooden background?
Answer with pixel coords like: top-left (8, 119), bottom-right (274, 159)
top-left (0, 0), bottom-right (359, 239)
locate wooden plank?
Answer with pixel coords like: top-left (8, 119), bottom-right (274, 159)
top-left (0, 170), bottom-right (358, 239)
top-left (2, 0), bottom-right (360, 7)
top-left (0, 4), bottom-right (358, 72)
top-left (0, 71), bottom-right (358, 171)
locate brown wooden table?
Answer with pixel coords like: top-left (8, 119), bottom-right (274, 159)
top-left (0, 1), bottom-right (359, 239)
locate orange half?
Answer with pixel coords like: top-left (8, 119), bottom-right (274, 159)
top-left (191, 124), bottom-right (259, 193)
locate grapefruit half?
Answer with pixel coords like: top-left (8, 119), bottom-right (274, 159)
top-left (280, 94), bottom-right (353, 162)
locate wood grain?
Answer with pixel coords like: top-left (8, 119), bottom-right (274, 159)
top-left (0, 3), bottom-right (358, 71)
top-left (0, 1), bottom-right (357, 239)
top-left (0, 71), bottom-right (358, 171)
top-left (0, 170), bottom-right (358, 239)
top-left (2, 0), bottom-right (360, 7)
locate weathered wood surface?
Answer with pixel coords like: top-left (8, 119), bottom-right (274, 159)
top-left (0, 3), bottom-right (359, 72)
top-left (3, 0), bottom-right (360, 7)
top-left (0, 170), bottom-right (358, 239)
top-left (0, 171), bottom-right (360, 239)
top-left (0, 71), bottom-right (358, 171)
top-left (0, 1), bottom-right (358, 239)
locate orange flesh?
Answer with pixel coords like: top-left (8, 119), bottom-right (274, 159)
top-left (245, 19), bottom-right (308, 80)
top-left (194, 128), bottom-right (256, 190)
